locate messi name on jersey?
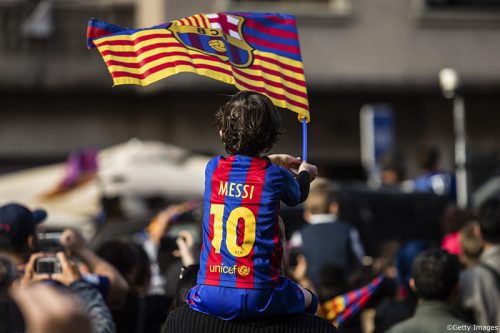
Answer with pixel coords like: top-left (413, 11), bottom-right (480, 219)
top-left (218, 181), bottom-right (255, 199)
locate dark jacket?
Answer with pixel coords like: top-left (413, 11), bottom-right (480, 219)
top-left (301, 218), bottom-right (362, 287)
top-left (70, 280), bottom-right (116, 333)
top-left (385, 301), bottom-right (473, 333)
top-left (163, 304), bottom-right (337, 333)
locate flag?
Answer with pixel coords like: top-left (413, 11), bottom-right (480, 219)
top-left (87, 13), bottom-right (310, 121)
top-left (322, 275), bottom-right (385, 326)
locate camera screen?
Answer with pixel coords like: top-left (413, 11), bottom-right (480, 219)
top-left (37, 232), bottom-right (63, 251)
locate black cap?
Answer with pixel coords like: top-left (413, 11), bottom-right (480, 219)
top-left (0, 203), bottom-right (47, 248)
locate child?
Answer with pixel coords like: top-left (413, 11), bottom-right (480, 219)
top-left (187, 91), bottom-right (318, 320)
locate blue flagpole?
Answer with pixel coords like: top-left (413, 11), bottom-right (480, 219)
top-left (302, 118), bottom-right (308, 162)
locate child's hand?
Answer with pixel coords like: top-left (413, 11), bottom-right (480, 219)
top-left (299, 162), bottom-right (318, 181)
top-left (268, 154), bottom-right (301, 170)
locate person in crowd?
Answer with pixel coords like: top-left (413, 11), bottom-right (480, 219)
top-left (163, 265), bottom-right (337, 333)
top-left (0, 202), bottom-right (128, 307)
top-left (21, 251), bottom-right (116, 333)
top-left (1, 249), bottom-right (114, 333)
top-left (60, 228), bottom-right (129, 306)
top-left (380, 151), bottom-right (405, 187)
top-left (0, 203), bottom-right (47, 267)
top-left (405, 145), bottom-right (456, 200)
top-left (169, 264), bottom-right (200, 311)
top-left (373, 240), bottom-right (428, 333)
top-left (458, 221), bottom-right (483, 267)
top-left (97, 239), bottom-right (171, 333)
top-left (386, 249), bottom-right (472, 333)
top-left (0, 254), bottom-right (17, 296)
top-left (146, 202), bottom-right (199, 299)
top-left (0, 254), bottom-right (23, 333)
top-left (290, 178), bottom-right (365, 289)
top-left (186, 91), bottom-right (318, 320)
top-left (460, 197), bottom-right (500, 328)
top-left (12, 283), bottom-right (92, 333)
top-left (441, 208), bottom-right (476, 256)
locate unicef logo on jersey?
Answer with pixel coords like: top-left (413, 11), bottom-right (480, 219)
top-left (237, 265), bottom-right (251, 277)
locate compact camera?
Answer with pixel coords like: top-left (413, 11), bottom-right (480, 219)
top-left (37, 231), bottom-right (64, 252)
top-left (35, 256), bottom-right (63, 274)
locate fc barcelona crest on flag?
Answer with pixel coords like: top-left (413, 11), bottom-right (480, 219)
top-left (167, 14), bottom-right (254, 68)
top-left (87, 12), bottom-right (310, 121)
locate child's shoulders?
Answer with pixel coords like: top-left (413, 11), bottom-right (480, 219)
top-left (205, 156), bottom-right (222, 173)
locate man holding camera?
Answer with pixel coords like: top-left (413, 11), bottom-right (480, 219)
top-left (0, 202), bottom-right (120, 333)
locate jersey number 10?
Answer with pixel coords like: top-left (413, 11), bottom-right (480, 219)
top-left (210, 204), bottom-right (256, 258)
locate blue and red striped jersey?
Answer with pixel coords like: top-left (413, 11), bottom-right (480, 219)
top-left (197, 155), bottom-right (302, 289)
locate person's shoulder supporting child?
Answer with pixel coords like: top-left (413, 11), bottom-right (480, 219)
top-left (187, 91), bottom-right (318, 320)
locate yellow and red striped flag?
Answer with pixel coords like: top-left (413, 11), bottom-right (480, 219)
top-left (87, 12), bottom-right (310, 121)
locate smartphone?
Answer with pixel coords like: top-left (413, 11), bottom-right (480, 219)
top-left (35, 257), bottom-right (63, 274)
top-left (37, 232), bottom-right (64, 252)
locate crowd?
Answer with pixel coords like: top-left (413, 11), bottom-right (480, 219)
top-left (1, 92), bottom-right (500, 333)
top-left (1, 181), bottom-right (500, 333)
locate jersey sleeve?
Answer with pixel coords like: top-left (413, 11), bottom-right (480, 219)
top-left (82, 273), bottom-right (111, 298)
top-left (280, 168), bottom-right (311, 207)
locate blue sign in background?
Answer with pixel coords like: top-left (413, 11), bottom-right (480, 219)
top-left (372, 105), bottom-right (393, 167)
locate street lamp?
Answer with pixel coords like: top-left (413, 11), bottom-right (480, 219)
top-left (439, 68), bottom-right (468, 209)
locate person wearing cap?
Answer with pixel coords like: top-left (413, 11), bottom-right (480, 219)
top-left (0, 202), bottom-right (128, 307)
top-left (0, 203), bottom-right (119, 333)
top-left (0, 203), bottom-right (47, 270)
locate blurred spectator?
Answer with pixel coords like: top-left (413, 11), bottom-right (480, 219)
top-left (0, 254), bottom-right (17, 296)
top-left (380, 152), bottom-right (405, 187)
top-left (0, 254), bottom-right (23, 333)
top-left (11, 282), bottom-right (92, 333)
top-left (0, 202), bottom-right (128, 307)
top-left (286, 249), bottom-right (315, 293)
top-left (290, 178), bottom-right (365, 289)
top-left (459, 197), bottom-right (500, 327)
top-left (169, 264), bottom-right (200, 311)
top-left (394, 240), bottom-right (429, 298)
top-left (373, 240), bottom-right (428, 333)
top-left (148, 203), bottom-right (199, 300)
top-left (404, 146), bottom-right (456, 200)
top-left (458, 222), bottom-right (483, 267)
top-left (60, 228), bottom-right (129, 306)
top-left (386, 249), bottom-right (470, 333)
top-left (441, 208), bottom-right (477, 256)
top-left (316, 264), bottom-right (348, 303)
top-left (0, 203), bottom-right (47, 265)
top-left (21, 252), bottom-right (116, 333)
top-left (97, 239), bottom-right (171, 333)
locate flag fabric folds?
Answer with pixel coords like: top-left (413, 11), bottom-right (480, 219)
top-left (321, 275), bottom-right (385, 326)
top-left (87, 13), bottom-right (310, 121)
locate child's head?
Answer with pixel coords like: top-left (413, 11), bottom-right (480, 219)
top-left (215, 91), bottom-right (282, 156)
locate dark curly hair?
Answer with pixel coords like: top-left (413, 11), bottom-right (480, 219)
top-left (215, 91), bottom-right (282, 156)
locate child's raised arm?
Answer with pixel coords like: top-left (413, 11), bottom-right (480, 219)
top-left (268, 154), bottom-right (301, 171)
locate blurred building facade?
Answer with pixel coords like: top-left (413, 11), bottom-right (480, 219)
top-left (1, 0), bottom-right (500, 186)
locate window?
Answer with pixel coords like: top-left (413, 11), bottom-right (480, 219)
top-left (412, 0), bottom-right (500, 26)
top-left (214, 0), bottom-right (353, 23)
